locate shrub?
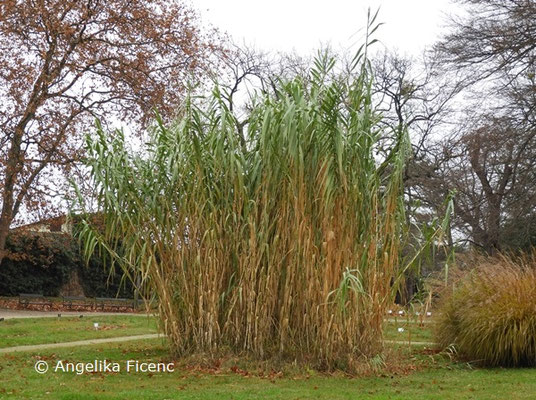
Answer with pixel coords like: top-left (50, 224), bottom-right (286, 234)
top-left (436, 254), bottom-right (536, 367)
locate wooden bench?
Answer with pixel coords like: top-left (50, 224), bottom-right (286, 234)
top-left (62, 296), bottom-right (94, 309)
top-left (95, 297), bottom-right (136, 310)
top-left (19, 293), bottom-right (52, 308)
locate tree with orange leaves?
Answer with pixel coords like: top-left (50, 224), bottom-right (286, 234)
top-left (0, 0), bottom-right (220, 265)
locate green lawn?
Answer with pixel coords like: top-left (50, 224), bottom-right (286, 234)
top-left (1, 339), bottom-right (535, 399)
top-left (383, 318), bottom-right (435, 343)
top-left (1, 315), bottom-right (431, 349)
top-left (0, 315), bottom-right (534, 399)
top-left (0, 315), bottom-right (157, 348)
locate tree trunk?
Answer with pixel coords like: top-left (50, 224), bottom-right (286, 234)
top-left (0, 164), bottom-right (16, 267)
top-left (0, 163), bottom-right (17, 267)
top-left (0, 211), bottom-right (12, 267)
top-left (486, 197), bottom-right (502, 255)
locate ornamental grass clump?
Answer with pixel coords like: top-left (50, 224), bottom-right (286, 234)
top-left (77, 33), bottom-right (409, 371)
top-left (436, 254), bottom-right (536, 367)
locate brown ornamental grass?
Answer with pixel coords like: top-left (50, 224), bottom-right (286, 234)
top-left (436, 253), bottom-right (536, 367)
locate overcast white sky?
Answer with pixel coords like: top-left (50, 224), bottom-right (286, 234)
top-left (192, 0), bottom-right (457, 57)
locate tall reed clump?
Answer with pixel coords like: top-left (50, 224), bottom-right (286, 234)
top-left (436, 253), bottom-right (536, 367)
top-left (77, 35), bottom-right (409, 371)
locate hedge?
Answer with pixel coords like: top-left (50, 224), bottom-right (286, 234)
top-left (0, 230), bottom-right (133, 298)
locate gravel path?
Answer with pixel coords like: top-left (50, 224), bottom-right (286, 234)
top-left (384, 340), bottom-right (435, 347)
top-left (0, 308), bottom-right (148, 319)
top-left (0, 334), bottom-right (162, 354)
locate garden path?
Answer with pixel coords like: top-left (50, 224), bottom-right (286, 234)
top-left (0, 308), bottom-right (148, 319)
top-left (0, 333), bottom-right (161, 354)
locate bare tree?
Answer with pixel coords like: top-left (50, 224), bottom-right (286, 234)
top-left (216, 43), bottom-right (314, 149)
top-left (433, 0), bottom-right (535, 134)
top-left (372, 50), bottom-right (462, 169)
top-left (370, 51), bottom-right (462, 299)
top-left (416, 116), bottom-right (536, 254)
top-left (436, 0), bottom-right (536, 84)
top-left (420, 0), bottom-right (536, 253)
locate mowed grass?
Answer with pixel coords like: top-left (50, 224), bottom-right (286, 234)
top-left (1, 337), bottom-right (535, 400)
top-left (383, 318), bottom-right (435, 343)
top-left (0, 315), bottom-right (428, 349)
top-left (0, 315), bottom-right (533, 399)
top-left (0, 315), bottom-right (158, 348)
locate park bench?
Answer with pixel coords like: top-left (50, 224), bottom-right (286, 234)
top-left (18, 293), bottom-right (52, 308)
top-left (95, 297), bottom-right (136, 311)
top-left (62, 296), bottom-right (94, 310)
